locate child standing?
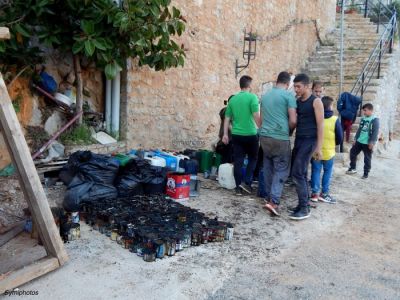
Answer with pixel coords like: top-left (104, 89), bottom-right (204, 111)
top-left (346, 103), bottom-right (380, 179)
top-left (310, 96), bottom-right (343, 204)
top-left (312, 81), bottom-right (324, 98)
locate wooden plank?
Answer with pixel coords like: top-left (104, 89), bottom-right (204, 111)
top-left (0, 232), bottom-right (47, 274)
top-left (36, 166), bottom-right (64, 174)
top-left (0, 222), bottom-right (25, 247)
top-left (0, 27), bottom-right (10, 40)
top-left (0, 221), bottom-right (25, 235)
top-left (0, 74), bottom-right (68, 265)
top-left (35, 160), bottom-right (67, 167)
top-left (0, 257), bottom-right (59, 294)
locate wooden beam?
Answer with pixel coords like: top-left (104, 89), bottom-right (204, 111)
top-left (0, 257), bottom-right (59, 294)
top-left (0, 27), bottom-right (10, 40)
top-left (0, 221), bottom-right (25, 247)
top-left (0, 74), bottom-right (68, 266)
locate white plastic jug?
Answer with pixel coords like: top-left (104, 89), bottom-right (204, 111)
top-left (217, 163), bottom-right (236, 190)
top-left (145, 156), bottom-right (166, 167)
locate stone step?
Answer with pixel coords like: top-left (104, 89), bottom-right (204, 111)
top-left (342, 24), bottom-right (379, 31)
top-left (306, 62), bottom-right (389, 72)
top-left (311, 72), bottom-right (387, 84)
top-left (307, 67), bottom-right (388, 77)
top-left (336, 15), bottom-right (374, 21)
top-left (314, 52), bottom-right (369, 60)
top-left (315, 48), bottom-right (379, 54)
top-left (342, 20), bottom-right (377, 25)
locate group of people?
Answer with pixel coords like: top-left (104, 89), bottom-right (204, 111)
top-left (218, 72), bottom-right (380, 220)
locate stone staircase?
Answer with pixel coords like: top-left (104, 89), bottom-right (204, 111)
top-left (303, 12), bottom-right (393, 144)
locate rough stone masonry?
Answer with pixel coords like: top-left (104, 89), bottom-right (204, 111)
top-left (123, 0), bottom-right (337, 150)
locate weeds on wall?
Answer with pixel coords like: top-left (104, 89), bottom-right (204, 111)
top-left (60, 123), bottom-right (95, 146)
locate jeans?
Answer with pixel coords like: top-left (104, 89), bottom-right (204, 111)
top-left (260, 136), bottom-right (291, 205)
top-left (350, 141), bottom-right (372, 174)
top-left (292, 137), bottom-right (317, 208)
top-left (311, 158), bottom-right (334, 194)
top-left (244, 146), bottom-right (267, 197)
top-left (232, 134), bottom-right (259, 188)
top-left (257, 168), bottom-right (267, 198)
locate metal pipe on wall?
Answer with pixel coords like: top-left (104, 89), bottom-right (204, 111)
top-left (111, 72), bottom-right (121, 139)
top-left (339, 0), bottom-right (346, 97)
top-left (105, 79), bottom-right (112, 133)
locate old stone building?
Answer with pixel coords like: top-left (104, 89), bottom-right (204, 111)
top-left (122, 0), bottom-right (337, 150)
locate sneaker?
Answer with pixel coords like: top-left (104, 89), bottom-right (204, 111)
top-left (289, 207), bottom-right (310, 220)
top-left (264, 202), bottom-right (280, 216)
top-left (287, 206), bottom-right (301, 213)
top-left (235, 187), bottom-right (243, 196)
top-left (310, 193), bottom-right (319, 202)
top-left (239, 184), bottom-right (252, 194)
top-left (319, 193), bottom-right (336, 204)
top-left (346, 168), bottom-right (357, 175)
top-left (361, 174), bottom-right (368, 179)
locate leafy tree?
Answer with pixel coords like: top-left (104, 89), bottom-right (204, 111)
top-left (0, 0), bottom-right (186, 123)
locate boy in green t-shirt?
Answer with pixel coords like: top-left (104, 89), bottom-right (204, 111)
top-left (346, 103), bottom-right (380, 179)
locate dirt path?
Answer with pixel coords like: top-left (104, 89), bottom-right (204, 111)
top-left (3, 142), bottom-right (400, 300)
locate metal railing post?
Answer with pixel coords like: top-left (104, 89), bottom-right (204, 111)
top-left (360, 72), bottom-right (365, 116)
top-left (339, 0), bottom-right (345, 97)
top-left (377, 2), bottom-right (381, 33)
top-left (389, 13), bottom-right (395, 54)
top-left (377, 40), bottom-right (382, 78)
top-left (364, 0), bottom-right (368, 18)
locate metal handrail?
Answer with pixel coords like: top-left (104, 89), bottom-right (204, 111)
top-left (350, 12), bottom-right (397, 98)
top-left (337, 0), bottom-right (394, 32)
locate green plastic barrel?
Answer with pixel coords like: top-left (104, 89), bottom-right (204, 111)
top-left (213, 153), bottom-right (222, 169)
top-left (200, 150), bottom-right (213, 172)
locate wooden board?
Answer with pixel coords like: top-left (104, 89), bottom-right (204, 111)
top-left (0, 27), bottom-right (10, 40)
top-left (0, 257), bottom-right (59, 294)
top-left (0, 222), bottom-right (25, 247)
top-left (0, 74), bottom-right (68, 266)
top-left (0, 232), bottom-right (47, 275)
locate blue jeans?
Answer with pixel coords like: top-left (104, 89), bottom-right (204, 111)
top-left (260, 136), bottom-right (291, 205)
top-left (311, 158), bottom-right (334, 194)
top-left (292, 137), bottom-right (317, 208)
top-left (257, 168), bottom-right (267, 198)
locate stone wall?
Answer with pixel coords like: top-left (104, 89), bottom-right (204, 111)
top-left (124, 0), bottom-right (337, 150)
top-left (372, 48), bottom-right (400, 145)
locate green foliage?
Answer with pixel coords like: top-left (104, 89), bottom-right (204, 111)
top-left (0, 0), bottom-right (186, 79)
top-left (60, 123), bottom-right (95, 145)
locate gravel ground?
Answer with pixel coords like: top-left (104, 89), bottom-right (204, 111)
top-left (1, 142), bottom-right (400, 300)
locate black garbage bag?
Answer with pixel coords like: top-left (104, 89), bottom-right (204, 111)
top-left (115, 158), bottom-right (167, 196)
top-left (79, 153), bottom-right (119, 185)
top-left (59, 151), bottom-right (89, 185)
top-left (143, 166), bottom-right (167, 195)
top-left (60, 151), bottom-right (119, 186)
top-left (115, 174), bottom-right (144, 197)
top-left (63, 174), bottom-right (117, 212)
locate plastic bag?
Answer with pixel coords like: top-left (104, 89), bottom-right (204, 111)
top-left (60, 151), bottom-right (119, 185)
top-left (39, 71), bottom-right (58, 94)
top-left (115, 174), bottom-right (144, 197)
top-left (115, 158), bottom-right (167, 196)
top-left (63, 174), bottom-right (118, 212)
